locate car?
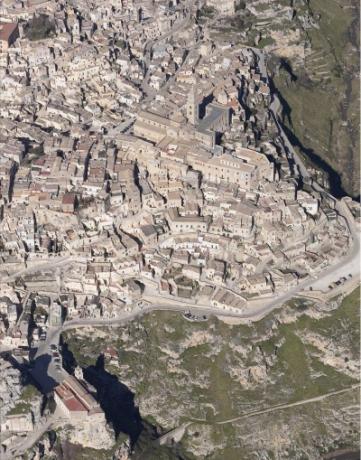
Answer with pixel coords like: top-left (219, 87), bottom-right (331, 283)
top-left (52, 351), bottom-right (59, 357)
top-left (50, 344), bottom-right (57, 350)
top-left (348, 273), bottom-right (353, 278)
top-left (54, 357), bottom-right (61, 363)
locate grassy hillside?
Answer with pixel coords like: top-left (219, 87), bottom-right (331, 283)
top-left (211, 0), bottom-right (360, 197)
top-left (270, 0), bottom-right (360, 197)
top-left (62, 287), bottom-right (360, 459)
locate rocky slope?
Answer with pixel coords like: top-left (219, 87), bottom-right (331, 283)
top-left (0, 360), bottom-right (43, 428)
top-left (60, 288), bottom-right (360, 459)
top-left (212, 0), bottom-right (360, 198)
top-left (269, 0), bottom-right (360, 198)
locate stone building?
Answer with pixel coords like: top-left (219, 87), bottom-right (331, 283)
top-left (0, 23), bottom-right (19, 52)
top-left (54, 375), bottom-right (105, 423)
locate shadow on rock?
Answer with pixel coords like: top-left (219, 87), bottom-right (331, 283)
top-left (84, 355), bottom-right (143, 446)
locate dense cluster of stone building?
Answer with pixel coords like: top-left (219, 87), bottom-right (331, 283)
top-left (0, 0), bottom-right (353, 334)
top-left (0, 0), bottom-right (358, 453)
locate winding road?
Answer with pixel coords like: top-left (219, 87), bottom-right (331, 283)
top-left (2, 412), bottom-right (67, 460)
top-left (2, 19), bottom-right (360, 460)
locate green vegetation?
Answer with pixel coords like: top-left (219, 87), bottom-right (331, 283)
top-left (271, 325), bottom-right (354, 402)
top-left (7, 384), bottom-right (41, 416)
top-left (63, 287), bottom-right (360, 459)
top-left (62, 333), bottom-right (105, 368)
top-left (271, 0), bottom-right (360, 197)
top-left (295, 286), bottom-right (360, 356)
top-left (65, 287), bottom-right (360, 416)
top-left (34, 306), bottom-right (48, 316)
top-left (257, 36), bottom-right (276, 48)
top-left (29, 144), bottom-right (44, 158)
top-left (207, 0), bottom-right (359, 196)
top-left (20, 383), bottom-right (41, 401)
top-left (198, 5), bottom-right (215, 20)
top-left (132, 424), bottom-right (196, 460)
top-left (114, 39), bottom-right (127, 49)
top-left (7, 401), bottom-right (32, 416)
top-left (22, 144), bottom-right (45, 166)
top-left (235, 1), bottom-right (245, 12)
top-left (52, 432), bottom-right (129, 460)
top-left (286, 297), bottom-right (314, 311)
top-left (175, 276), bottom-right (199, 298)
top-left (24, 14), bottom-right (56, 41)
top-left (257, 288), bottom-right (360, 402)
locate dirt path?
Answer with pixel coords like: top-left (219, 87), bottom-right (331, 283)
top-left (214, 384), bottom-right (360, 425)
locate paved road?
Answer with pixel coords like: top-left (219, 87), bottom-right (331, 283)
top-left (29, 301), bottom-right (244, 390)
top-left (251, 47), bottom-right (312, 180)
top-left (31, 326), bottom-right (68, 393)
top-left (270, 95), bottom-right (312, 179)
top-left (310, 199), bottom-right (360, 291)
top-left (4, 41), bottom-right (361, 457)
top-left (242, 233), bottom-right (360, 320)
top-left (2, 412), bottom-right (66, 460)
top-left (294, 273), bottom-right (360, 303)
top-left (8, 238), bottom-right (360, 454)
top-left (268, 83), bottom-right (312, 180)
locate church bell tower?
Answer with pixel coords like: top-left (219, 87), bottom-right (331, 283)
top-left (186, 84), bottom-right (199, 126)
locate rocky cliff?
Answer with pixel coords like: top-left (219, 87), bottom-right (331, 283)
top-left (61, 287), bottom-right (360, 459)
top-left (212, 0), bottom-right (360, 198)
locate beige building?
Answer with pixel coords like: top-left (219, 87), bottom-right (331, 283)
top-left (1, 414), bottom-right (33, 432)
top-left (134, 100), bottom-right (231, 150)
top-left (211, 288), bottom-right (246, 310)
top-left (207, 0), bottom-right (235, 15)
top-left (187, 149), bottom-right (273, 190)
top-left (0, 22), bottom-right (19, 52)
top-left (54, 375), bottom-right (105, 423)
top-left (166, 208), bottom-right (210, 233)
top-left (134, 110), bottom-right (182, 144)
